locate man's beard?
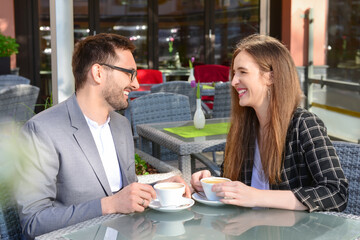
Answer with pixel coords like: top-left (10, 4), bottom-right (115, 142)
top-left (103, 78), bottom-right (128, 111)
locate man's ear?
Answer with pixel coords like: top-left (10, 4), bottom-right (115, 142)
top-left (90, 64), bottom-right (103, 84)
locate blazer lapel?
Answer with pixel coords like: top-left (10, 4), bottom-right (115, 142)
top-left (109, 112), bottom-right (132, 187)
top-left (67, 94), bottom-right (112, 196)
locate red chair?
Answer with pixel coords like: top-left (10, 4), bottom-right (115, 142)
top-left (194, 64), bottom-right (230, 109)
top-left (136, 69), bottom-right (163, 84)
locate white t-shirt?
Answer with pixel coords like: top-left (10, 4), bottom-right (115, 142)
top-left (250, 139), bottom-right (270, 190)
top-left (84, 115), bottom-right (122, 192)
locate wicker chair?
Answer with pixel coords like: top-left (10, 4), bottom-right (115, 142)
top-left (128, 92), bottom-right (192, 161)
top-left (333, 141), bottom-right (360, 215)
top-left (194, 64), bottom-right (230, 109)
top-left (212, 82), bottom-right (231, 119)
top-left (128, 92), bottom-right (221, 173)
top-left (0, 84), bottom-right (40, 123)
top-left (0, 182), bottom-right (22, 240)
top-left (150, 81), bottom-right (198, 117)
top-left (136, 69), bottom-right (164, 84)
top-left (0, 75), bottom-right (30, 87)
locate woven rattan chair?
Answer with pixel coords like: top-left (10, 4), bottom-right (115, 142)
top-left (0, 84), bottom-right (40, 123)
top-left (333, 141), bottom-right (360, 215)
top-left (129, 92), bottom-right (192, 161)
top-left (150, 81), bottom-right (198, 117)
top-left (0, 75), bottom-right (30, 87)
top-left (137, 69), bottom-right (163, 84)
top-left (0, 182), bottom-right (22, 240)
top-left (194, 64), bottom-right (230, 109)
top-left (129, 92), bottom-right (221, 173)
top-left (212, 82), bottom-right (231, 119)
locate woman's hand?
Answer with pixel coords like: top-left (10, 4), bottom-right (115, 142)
top-left (212, 181), bottom-right (259, 207)
top-left (212, 181), bottom-right (307, 210)
top-left (190, 170), bottom-right (211, 193)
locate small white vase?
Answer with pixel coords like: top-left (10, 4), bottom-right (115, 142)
top-left (188, 68), bottom-right (195, 82)
top-left (194, 99), bottom-right (205, 129)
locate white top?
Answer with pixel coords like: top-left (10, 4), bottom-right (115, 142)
top-left (251, 140), bottom-right (270, 190)
top-left (84, 115), bottom-right (122, 192)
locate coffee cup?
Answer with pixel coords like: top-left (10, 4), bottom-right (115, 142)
top-left (154, 182), bottom-right (185, 207)
top-left (200, 177), bottom-right (231, 201)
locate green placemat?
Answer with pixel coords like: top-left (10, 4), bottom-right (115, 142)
top-left (164, 122), bottom-right (229, 138)
top-left (202, 85), bottom-right (214, 89)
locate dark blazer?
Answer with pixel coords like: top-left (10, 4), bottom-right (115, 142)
top-left (223, 108), bottom-right (348, 212)
top-left (15, 94), bottom-right (137, 239)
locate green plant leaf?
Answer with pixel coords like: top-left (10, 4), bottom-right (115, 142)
top-left (0, 33), bottom-right (19, 57)
top-left (196, 81), bottom-right (200, 99)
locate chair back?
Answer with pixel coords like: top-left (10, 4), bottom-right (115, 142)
top-left (194, 64), bottom-right (230, 83)
top-left (129, 92), bottom-right (191, 161)
top-left (212, 82), bottom-right (231, 119)
top-left (0, 75), bottom-right (30, 87)
top-left (129, 92), bottom-right (192, 138)
top-left (0, 84), bottom-right (40, 123)
top-left (150, 81), bottom-right (197, 117)
top-left (333, 141), bottom-right (360, 215)
top-left (137, 69), bottom-right (163, 84)
top-left (0, 182), bottom-right (22, 240)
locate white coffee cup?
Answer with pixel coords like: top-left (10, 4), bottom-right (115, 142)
top-left (154, 182), bottom-right (185, 207)
top-left (200, 177), bottom-right (231, 201)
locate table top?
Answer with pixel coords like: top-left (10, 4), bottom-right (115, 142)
top-left (36, 203), bottom-right (360, 240)
top-left (136, 118), bottom-right (228, 155)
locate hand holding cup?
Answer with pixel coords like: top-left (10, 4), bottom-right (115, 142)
top-left (200, 177), bottom-right (231, 201)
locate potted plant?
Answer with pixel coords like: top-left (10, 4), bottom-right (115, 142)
top-left (135, 149), bottom-right (182, 184)
top-left (0, 32), bottom-right (19, 75)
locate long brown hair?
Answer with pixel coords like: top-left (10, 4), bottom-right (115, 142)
top-left (223, 34), bottom-right (302, 184)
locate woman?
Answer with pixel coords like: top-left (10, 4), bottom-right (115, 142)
top-left (191, 34), bottom-right (348, 212)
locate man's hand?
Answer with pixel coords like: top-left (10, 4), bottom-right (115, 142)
top-left (190, 170), bottom-right (211, 193)
top-left (101, 182), bottom-right (156, 214)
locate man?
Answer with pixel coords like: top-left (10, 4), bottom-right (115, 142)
top-left (15, 33), bottom-right (190, 239)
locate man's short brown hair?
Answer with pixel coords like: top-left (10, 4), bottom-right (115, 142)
top-left (72, 33), bottom-right (136, 91)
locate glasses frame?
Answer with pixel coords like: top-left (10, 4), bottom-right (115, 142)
top-left (99, 63), bottom-right (137, 82)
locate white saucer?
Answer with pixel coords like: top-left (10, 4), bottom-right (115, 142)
top-left (149, 197), bottom-right (194, 212)
top-left (192, 192), bottom-right (225, 206)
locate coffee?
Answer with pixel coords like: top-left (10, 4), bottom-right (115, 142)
top-left (202, 179), bottom-right (229, 184)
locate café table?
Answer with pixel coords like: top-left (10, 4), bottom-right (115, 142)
top-left (136, 118), bottom-right (229, 183)
top-left (35, 203), bottom-right (360, 240)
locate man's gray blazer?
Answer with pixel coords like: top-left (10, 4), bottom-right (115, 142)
top-left (15, 94), bottom-right (137, 239)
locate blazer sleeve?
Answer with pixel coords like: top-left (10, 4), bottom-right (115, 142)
top-left (290, 113), bottom-right (348, 212)
top-left (15, 121), bottom-right (103, 239)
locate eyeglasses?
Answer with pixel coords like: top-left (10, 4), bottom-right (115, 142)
top-left (99, 63), bottom-right (137, 82)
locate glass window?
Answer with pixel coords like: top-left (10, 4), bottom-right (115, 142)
top-left (38, 0), bottom-right (90, 102)
top-left (214, 0), bottom-right (259, 66)
top-left (308, 0), bottom-right (360, 143)
top-left (99, 0), bottom-right (148, 68)
top-left (158, 0), bottom-right (205, 69)
top-left (327, 0), bottom-right (360, 83)
top-left (73, 0), bottom-right (90, 43)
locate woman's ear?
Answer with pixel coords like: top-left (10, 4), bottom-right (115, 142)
top-left (90, 64), bottom-right (103, 84)
top-left (264, 71), bottom-right (273, 86)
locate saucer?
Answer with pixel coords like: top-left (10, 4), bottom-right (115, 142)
top-left (192, 192), bottom-right (225, 206)
top-left (149, 197), bottom-right (194, 212)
